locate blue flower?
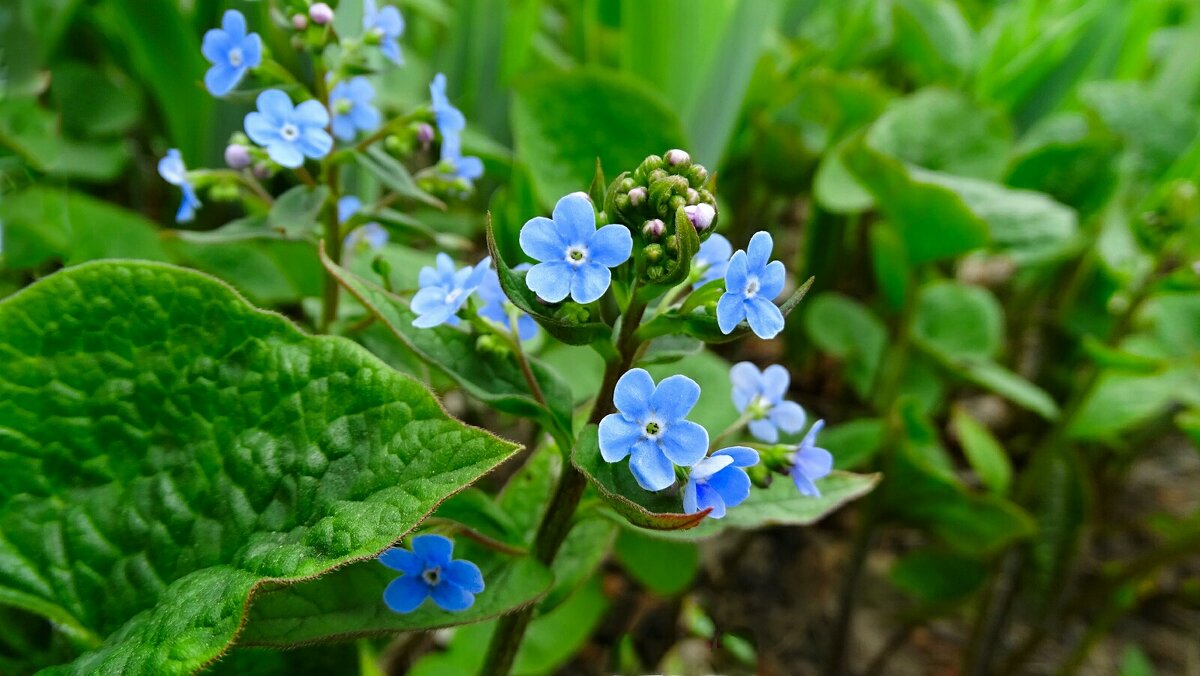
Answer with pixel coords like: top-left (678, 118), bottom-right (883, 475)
top-left (520, 192), bottom-right (632, 304)
top-left (683, 446), bottom-right (758, 518)
top-left (693, 233), bottom-right (732, 288)
top-left (364, 0), bottom-right (405, 65)
top-left (379, 534), bottom-right (484, 613)
top-left (598, 369), bottom-right (709, 491)
top-left (412, 254), bottom-right (490, 328)
top-left (791, 420), bottom-right (832, 497)
top-left (730, 362), bottom-right (807, 443)
top-left (716, 231), bottom-right (787, 339)
top-left (339, 197), bottom-right (389, 251)
top-left (157, 149), bottom-right (202, 223)
top-left (244, 90), bottom-right (333, 169)
top-left (440, 133), bottom-right (485, 182)
top-left (429, 74), bottom-right (482, 183)
top-left (329, 77), bottom-right (381, 141)
top-left (477, 266), bottom-right (538, 341)
top-left (201, 10), bottom-right (262, 96)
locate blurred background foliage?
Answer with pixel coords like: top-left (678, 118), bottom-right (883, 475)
top-left (2, 0), bottom-right (1199, 674)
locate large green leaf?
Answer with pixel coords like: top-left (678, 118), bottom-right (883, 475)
top-left (0, 262), bottom-right (520, 674)
top-left (913, 280), bottom-right (1004, 361)
top-left (511, 69), bottom-right (687, 206)
top-left (320, 246), bottom-right (575, 445)
top-left (803, 293), bottom-right (887, 398)
top-left (867, 88), bottom-right (1011, 180)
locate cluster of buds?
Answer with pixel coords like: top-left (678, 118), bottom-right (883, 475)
top-left (606, 149), bottom-right (718, 283)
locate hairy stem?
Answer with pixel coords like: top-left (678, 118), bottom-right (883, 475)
top-left (319, 164), bottom-right (342, 333)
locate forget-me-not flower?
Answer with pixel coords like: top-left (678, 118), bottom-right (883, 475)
top-left (791, 420), bottom-right (832, 497)
top-left (364, 0), bottom-right (405, 65)
top-left (157, 149), bottom-right (202, 223)
top-left (520, 192), bottom-right (632, 304)
top-left (599, 368), bottom-right (709, 491)
top-left (717, 231), bottom-right (787, 339)
top-left (428, 74), bottom-right (482, 182)
top-left (730, 362), bottom-right (807, 443)
top-left (329, 77), bottom-right (381, 141)
top-left (683, 446), bottom-right (758, 518)
top-left (379, 534), bottom-right (484, 613)
top-left (339, 196), bottom-right (389, 251)
top-left (477, 266), bottom-right (538, 341)
top-left (692, 233), bottom-right (732, 288)
top-left (244, 89), bottom-right (333, 169)
top-left (201, 10), bottom-right (262, 96)
top-left (412, 253), bottom-right (490, 328)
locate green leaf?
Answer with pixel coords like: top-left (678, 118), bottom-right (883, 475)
top-left (538, 517), bottom-right (617, 612)
top-left (955, 359), bottom-right (1061, 421)
top-left (889, 548), bottom-right (988, 605)
top-left (643, 472), bottom-right (881, 541)
top-left (950, 406), bottom-right (1012, 495)
top-left (637, 334), bottom-right (705, 366)
top-left (1020, 446), bottom-right (1090, 612)
top-left (485, 216), bottom-right (613, 347)
top-left (824, 418), bottom-right (887, 470)
top-left (512, 69), bottom-right (686, 205)
top-left (1081, 81), bottom-right (1200, 183)
top-left (572, 425), bottom-right (709, 531)
top-left (50, 62), bottom-right (142, 139)
top-left (614, 529), bottom-right (699, 596)
top-left (354, 148), bottom-right (445, 210)
top-left (267, 185), bottom-right (332, 239)
top-left (0, 261), bottom-right (520, 675)
top-left (1005, 114), bottom-right (1120, 216)
top-left (165, 237), bottom-right (324, 308)
top-left (867, 88), bottom-right (1011, 180)
top-left (890, 0), bottom-right (975, 85)
top-left (0, 99), bottom-right (129, 181)
top-left (1069, 368), bottom-right (1198, 440)
top-left (636, 277), bottom-right (815, 345)
top-left (813, 136), bottom-right (877, 214)
top-left (236, 556), bottom-right (552, 647)
top-left (320, 245), bottom-right (575, 445)
top-left (0, 186), bottom-right (170, 269)
top-left (913, 280), bottom-right (1004, 361)
top-left (803, 293), bottom-right (887, 398)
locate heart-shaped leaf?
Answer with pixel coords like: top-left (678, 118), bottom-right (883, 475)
top-left (0, 262), bottom-right (520, 675)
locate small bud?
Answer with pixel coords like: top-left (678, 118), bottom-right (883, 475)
top-left (620, 177), bottom-right (635, 191)
top-left (642, 218), bottom-right (665, 238)
top-left (384, 134), bottom-right (405, 154)
top-left (291, 13), bottom-right (308, 30)
top-left (416, 123), bottom-right (435, 146)
top-left (639, 154), bottom-right (664, 175)
top-left (224, 144), bottom-right (251, 169)
top-left (687, 188), bottom-right (699, 204)
top-left (645, 244), bottom-right (664, 263)
top-left (252, 162), bottom-right (271, 179)
top-left (686, 164), bottom-right (709, 186)
top-left (648, 168), bottom-right (668, 183)
top-left (628, 186), bottom-right (646, 206)
top-left (665, 235), bottom-right (679, 253)
top-left (669, 195), bottom-right (686, 212)
top-left (665, 149), bottom-right (691, 166)
top-left (371, 255), bottom-right (393, 281)
top-left (685, 203), bottom-right (715, 231)
top-left (309, 3), bottom-right (334, 24)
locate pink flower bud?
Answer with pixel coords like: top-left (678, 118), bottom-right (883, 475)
top-left (417, 123), bottom-right (435, 146)
top-left (685, 203), bottom-right (715, 231)
top-left (309, 3), bottom-right (334, 25)
top-left (665, 149), bottom-right (691, 166)
top-left (642, 219), bottom-right (665, 238)
top-left (224, 144), bottom-right (251, 169)
top-left (628, 186), bottom-right (646, 206)
top-left (291, 13), bottom-right (308, 30)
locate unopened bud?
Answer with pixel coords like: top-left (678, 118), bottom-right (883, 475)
top-left (224, 144), bottom-right (251, 169)
top-left (665, 235), bottom-right (679, 253)
top-left (291, 13), bottom-right (308, 30)
top-left (309, 3), bottom-right (334, 25)
top-left (684, 203), bottom-right (715, 231)
top-left (417, 123), bottom-right (435, 146)
top-left (665, 148), bottom-right (691, 166)
top-left (645, 244), bottom-right (664, 263)
top-left (628, 186), bottom-right (646, 206)
top-left (686, 164), bottom-right (709, 186)
top-left (642, 218), bottom-right (665, 238)
top-left (687, 188), bottom-right (699, 204)
top-left (252, 162), bottom-right (271, 179)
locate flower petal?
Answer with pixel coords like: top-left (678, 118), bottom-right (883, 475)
top-left (256, 89), bottom-right (294, 122)
top-left (729, 361), bottom-right (761, 412)
top-left (724, 250), bottom-right (748, 292)
top-left (519, 216), bottom-right (564, 262)
top-left (714, 446), bottom-right (758, 468)
top-left (628, 445), bottom-right (676, 492)
top-left (769, 400), bottom-right (806, 434)
top-left (682, 477), bottom-right (700, 514)
top-left (243, 111), bottom-right (279, 146)
top-left (744, 296), bottom-right (785, 339)
top-left (454, 156), bottom-right (484, 180)
top-left (431, 582), bottom-right (474, 611)
top-left (411, 286), bottom-right (448, 314)
top-left (707, 466), bottom-right (751, 511)
top-left (297, 127), bottom-right (332, 159)
top-left (444, 559), bottom-right (485, 593)
top-left (598, 414), bottom-right (640, 462)
top-left (698, 233), bottom-right (732, 265)
top-left (690, 454), bottom-right (734, 480)
top-left (383, 575), bottom-right (429, 613)
top-left (412, 303), bottom-right (457, 328)
top-left (240, 34), bottom-right (263, 68)
top-left (222, 9), bottom-right (247, 39)
top-left (759, 260), bottom-right (786, 300)
top-left (411, 534), bottom-right (454, 567)
top-left (659, 419), bottom-right (708, 467)
top-left (613, 368), bottom-right (655, 418)
top-left (552, 192), bottom-right (596, 245)
top-left (378, 547), bottom-right (423, 575)
top-left (794, 446), bottom-right (833, 483)
top-left (761, 364), bottom-right (790, 403)
top-left (332, 115), bottom-right (357, 141)
top-left (381, 39), bottom-right (403, 65)
top-left (650, 375), bottom-right (701, 422)
top-left (748, 418), bottom-right (778, 443)
top-left (696, 483), bottom-right (726, 519)
top-left (792, 472), bottom-right (821, 497)
top-left (201, 29), bottom-right (232, 64)
top-left (716, 293), bottom-right (745, 334)
top-left (570, 262), bottom-right (610, 304)
top-left (746, 231), bottom-right (774, 272)
top-left (265, 140), bottom-right (304, 169)
top-left (587, 224), bottom-right (633, 267)
top-left (295, 99), bottom-right (331, 127)
top-left (205, 64), bottom-right (243, 97)
top-left (525, 261), bottom-right (572, 303)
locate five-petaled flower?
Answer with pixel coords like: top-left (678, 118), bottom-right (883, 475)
top-left (339, 196), bottom-right (389, 251)
top-left (429, 74), bottom-right (483, 183)
top-left (379, 534), bottom-right (484, 613)
top-left (717, 231), bottom-right (787, 339)
top-left (520, 192), bottom-right (632, 304)
top-left (329, 77), bottom-right (382, 141)
top-left (364, 0), bottom-right (405, 65)
top-left (201, 10), bottom-right (262, 96)
top-left (790, 420), bottom-right (832, 497)
top-left (412, 253), bottom-right (490, 328)
top-left (478, 266), bottom-right (538, 341)
top-left (157, 149), bottom-right (202, 223)
top-left (244, 90), bottom-right (333, 169)
top-left (692, 233), bottom-right (732, 288)
top-left (730, 362), bottom-right (807, 443)
top-left (599, 368), bottom-right (709, 491)
top-left (683, 446), bottom-right (758, 518)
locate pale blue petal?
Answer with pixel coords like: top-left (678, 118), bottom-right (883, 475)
top-left (746, 231), bottom-right (774, 272)
top-left (707, 466), bottom-right (751, 511)
top-left (417, 266), bottom-right (440, 288)
top-left (201, 29), bottom-right (232, 64)
top-left (552, 193), bottom-right (595, 245)
top-left (411, 287), bottom-right (446, 314)
top-left (256, 89), bottom-right (294, 122)
top-left (745, 296), bottom-right (784, 339)
top-left (349, 77), bottom-right (375, 101)
top-left (760, 260), bottom-right (786, 300)
top-left (526, 261), bottom-right (572, 303)
top-left (729, 362), bottom-right (761, 412)
top-left (650, 375), bottom-right (701, 422)
top-left (295, 99), bottom-right (331, 127)
top-left (265, 141), bottom-right (304, 168)
top-left (351, 104), bottom-right (382, 132)
top-left (769, 400), bottom-right (806, 434)
top-left (614, 368), bottom-right (654, 418)
top-left (435, 252), bottom-right (456, 278)
top-left (519, 216), bottom-right (565, 262)
top-left (243, 111), bottom-right (279, 146)
top-left (761, 364), bottom-right (790, 403)
top-left (332, 115), bottom-right (357, 141)
top-left (698, 234), bottom-right (732, 265)
top-left (588, 224), bottom-right (633, 267)
top-left (793, 472), bottom-right (821, 497)
top-left (205, 64), bottom-right (242, 96)
top-left (444, 560), bottom-right (484, 593)
top-left (297, 127), bottom-right (332, 159)
top-left (222, 9), bottom-right (247, 40)
top-left (157, 150), bottom-right (186, 185)
top-left (690, 454), bottom-right (734, 481)
top-left (454, 156), bottom-right (484, 180)
top-left (241, 34), bottom-right (262, 68)
top-left (431, 583), bottom-right (473, 611)
top-left (629, 446), bottom-right (675, 492)
top-left (430, 73), bottom-right (448, 109)
top-left (659, 419), bottom-right (707, 467)
top-left (381, 39), bottom-right (403, 65)
top-left (724, 250), bottom-right (748, 292)
top-left (411, 534), bottom-right (453, 567)
top-left (383, 575), bottom-right (429, 613)
top-left (682, 478), bottom-right (700, 514)
top-left (412, 303), bottom-right (457, 328)
top-left (570, 263), bottom-right (610, 304)
top-left (713, 446), bottom-right (758, 468)
top-left (376, 6), bottom-right (404, 36)
top-left (716, 293), bottom-right (745, 334)
top-left (516, 314), bottom-right (538, 341)
top-left (794, 446), bottom-right (833, 482)
top-left (378, 547), bottom-right (423, 575)
top-left (337, 198), bottom-right (361, 224)
top-left (748, 418), bottom-right (778, 443)
top-left (598, 414), bottom-right (639, 462)
top-left (696, 483), bottom-right (726, 518)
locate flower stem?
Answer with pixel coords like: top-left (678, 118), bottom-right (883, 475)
top-left (319, 164), bottom-right (342, 333)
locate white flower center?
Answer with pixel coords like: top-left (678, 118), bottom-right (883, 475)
top-left (422, 566), bottom-right (442, 585)
top-left (444, 288), bottom-right (464, 305)
top-left (642, 416), bottom-right (666, 441)
top-left (565, 245), bottom-right (588, 267)
top-left (280, 123), bottom-right (300, 141)
top-left (228, 47), bottom-right (244, 67)
top-left (748, 395), bottom-right (772, 420)
top-left (744, 276), bottom-right (760, 299)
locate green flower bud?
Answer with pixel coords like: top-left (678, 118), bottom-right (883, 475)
top-left (665, 234), bottom-right (679, 253)
top-left (370, 255), bottom-right (393, 281)
top-left (645, 243), bottom-right (664, 262)
top-left (686, 164), bottom-right (709, 186)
